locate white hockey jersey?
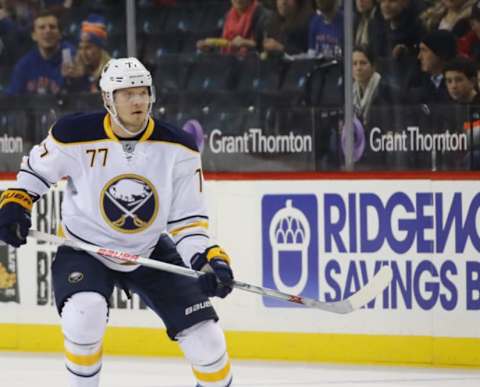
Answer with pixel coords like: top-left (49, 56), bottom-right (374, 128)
top-left (16, 112), bottom-right (210, 271)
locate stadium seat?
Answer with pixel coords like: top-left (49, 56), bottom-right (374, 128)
top-left (281, 59), bottom-right (317, 93)
top-left (186, 54), bottom-right (236, 92)
top-left (154, 55), bottom-right (191, 95)
top-left (163, 4), bottom-right (200, 33)
top-left (236, 55), bottom-right (285, 93)
top-left (306, 60), bottom-right (344, 108)
top-left (197, 1), bottom-right (229, 35)
top-left (139, 11), bottom-right (168, 35)
top-left (141, 33), bottom-right (183, 68)
top-left (106, 33), bottom-right (127, 58)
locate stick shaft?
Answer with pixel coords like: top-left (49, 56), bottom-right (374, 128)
top-left (27, 230), bottom-right (391, 313)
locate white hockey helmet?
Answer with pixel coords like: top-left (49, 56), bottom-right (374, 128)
top-left (100, 57), bottom-right (155, 134)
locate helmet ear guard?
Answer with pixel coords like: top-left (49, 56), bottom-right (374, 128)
top-left (99, 57), bottom-right (155, 135)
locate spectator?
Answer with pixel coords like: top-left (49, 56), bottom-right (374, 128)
top-left (443, 56), bottom-right (480, 169)
top-left (262, 0), bottom-right (314, 56)
top-left (62, 14), bottom-right (111, 93)
top-left (420, 0), bottom-right (476, 38)
top-left (5, 10), bottom-right (75, 95)
top-left (371, 0), bottom-right (424, 59)
top-left (352, 45), bottom-right (403, 126)
top-left (458, 1), bottom-right (480, 61)
top-left (444, 56), bottom-right (480, 104)
top-left (406, 29), bottom-right (458, 105)
top-left (354, 0), bottom-right (382, 48)
top-left (308, 0), bottom-right (343, 59)
top-left (196, 0), bottom-right (271, 56)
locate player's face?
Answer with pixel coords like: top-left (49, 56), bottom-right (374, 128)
top-left (353, 51), bottom-right (375, 84)
top-left (79, 40), bottom-right (102, 67)
top-left (417, 43), bottom-right (441, 74)
top-left (32, 15), bottom-right (61, 51)
top-left (445, 70), bottom-right (475, 102)
top-left (114, 87), bottom-right (150, 132)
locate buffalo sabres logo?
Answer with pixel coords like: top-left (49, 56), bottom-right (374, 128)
top-left (100, 174), bottom-right (158, 233)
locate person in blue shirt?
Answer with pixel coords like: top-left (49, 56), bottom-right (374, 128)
top-left (5, 10), bottom-right (75, 95)
top-left (308, 0), bottom-right (343, 59)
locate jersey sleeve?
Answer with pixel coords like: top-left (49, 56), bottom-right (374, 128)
top-left (167, 151), bottom-right (210, 267)
top-left (15, 132), bottom-right (76, 198)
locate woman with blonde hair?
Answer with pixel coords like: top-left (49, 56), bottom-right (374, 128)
top-left (421, 0), bottom-right (477, 37)
top-left (62, 14), bottom-right (111, 93)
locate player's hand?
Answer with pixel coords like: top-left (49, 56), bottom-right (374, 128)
top-left (0, 189), bottom-right (32, 248)
top-left (191, 245), bottom-right (234, 298)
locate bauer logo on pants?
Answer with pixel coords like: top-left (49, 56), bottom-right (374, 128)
top-left (261, 195), bottom-right (318, 307)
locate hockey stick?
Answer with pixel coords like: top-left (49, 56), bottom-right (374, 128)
top-left (27, 230), bottom-right (392, 314)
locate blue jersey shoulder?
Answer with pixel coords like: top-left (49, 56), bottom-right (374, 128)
top-left (51, 112), bottom-right (108, 144)
top-left (151, 119), bottom-right (199, 152)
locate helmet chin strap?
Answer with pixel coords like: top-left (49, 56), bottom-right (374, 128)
top-left (103, 92), bottom-right (153, 137)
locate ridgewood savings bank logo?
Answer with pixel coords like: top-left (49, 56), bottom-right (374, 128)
top-left (262, 195), bottom-right (318, 307)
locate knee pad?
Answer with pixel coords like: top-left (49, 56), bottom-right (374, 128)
top-left (61, 292), bottom-right (108, 382)
top-left (177, 320), bottom-right (232, 387)
top-left (61, 291), bottom-right (108, 344)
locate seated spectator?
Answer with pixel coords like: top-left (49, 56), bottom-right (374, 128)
top-left (371, 0), bottom-right (424, 59)
top-left (420, 0), bottom-right (476, 38)
top-left (308, 0), bottom-right (343, 59)
top-left (444, 56), bottom-right (480, 104)
top-left (262, 0), bottom-right (314, 56)
top-left (406, 30), bottom-right (458, 105)
top-left (443, 56), bottom-right (480, 169)
top-left (5, 10), bottom-right (75, 95)
top-left (352, 45), bottom-right (403, 126)
top-left (458, 1), bottom-right (480, 61)
top-left (354, 0), bottom-right (382, 48)
top-left (62, 14), bottom-right (110, 93)
top-left (196, 0), bottom-right (271, 56)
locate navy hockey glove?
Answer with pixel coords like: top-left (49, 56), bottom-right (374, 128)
top-left (191, 245), bottom-right (234, 298)
top-left (0, 189), bottom-right (32, 248)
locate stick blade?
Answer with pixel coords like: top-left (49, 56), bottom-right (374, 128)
top-left (346, 265), bottom-right (393, 311)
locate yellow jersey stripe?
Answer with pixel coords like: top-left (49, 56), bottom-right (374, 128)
top-left (193, 360), bottom-right (231, 383)
top-left (103, 114), bottom-right (120, 142)
top-left (170, 221), bottom-right (209, 236)
top-left (65, 346), bottom-right (103, 366)
top-left (139, 118), bottom-right (155, 142)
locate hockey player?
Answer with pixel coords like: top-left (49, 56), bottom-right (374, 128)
top-left (0, 57), bottom-right (234, 387)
